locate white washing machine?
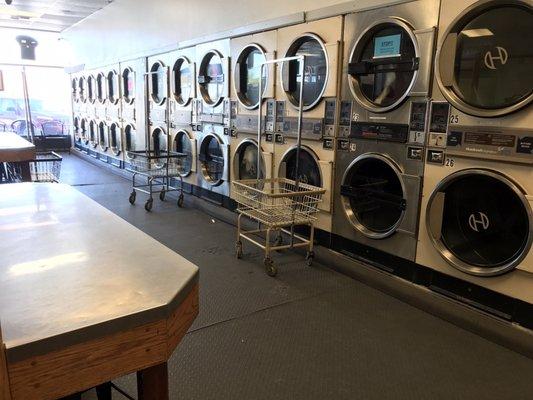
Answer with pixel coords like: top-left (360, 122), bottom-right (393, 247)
top-left (195, 39), bottom-right (231, 199)
top-left (147, 56), bottom-right (169, 130)
top-left (332, 0), bottom-right (440, 261)
top-left (416, 0), bottom-right (533, 304)
top-left (168, 46), bottom-right (198, 191)
top-left (274, 16), bottom-right (343, 233)
top-left (120, 58), bottom-right (148, 167)
top-left (229, 30), bottom-right (277, 191)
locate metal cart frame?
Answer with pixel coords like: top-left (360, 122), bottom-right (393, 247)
top-left (127, 66), bottom-right (186, 212)
top-left (233, 55), bottom-right (325, 276)
top-left (128, 150), bottom-right (186, 211)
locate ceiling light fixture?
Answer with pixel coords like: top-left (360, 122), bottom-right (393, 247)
top-left (0, 5), bottom-right (42, 19)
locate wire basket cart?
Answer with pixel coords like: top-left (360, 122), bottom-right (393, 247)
top-left (233, 178), bottom-right (325, 276)
top-left (233, 55), bottom-right (326, 276)
top-left (127, 150), bottom-right (186, 211)
top-left (30, 151), bottom-right (63, 182)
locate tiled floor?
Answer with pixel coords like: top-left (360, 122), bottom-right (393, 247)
top-left (60, 154), bottom-right (533, 400)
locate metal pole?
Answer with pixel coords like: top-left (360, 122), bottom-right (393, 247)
top-left (257, 63), bottom-right (264, 181)
top-left (21, 66), bottom-right (35, 142)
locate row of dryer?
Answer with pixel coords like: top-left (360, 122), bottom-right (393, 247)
top-left (70, 0), bottom-right (533, 307)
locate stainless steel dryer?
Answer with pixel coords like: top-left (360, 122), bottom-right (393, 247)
top-left (169, 46), bottom-right (198, 191)
top-left (148, 57), bottom-right (169, 129)
top-left (274, 16), bottom-right (344, 233)
top-left (416, 0), bottom-right (533, 304)
top-left (95, 69), bottom-right (107, 119)
top-left (86, 73), bottom-right (97, 121)
top-left (105, 66), bottom-right (121, 122)
top-left (332, 0), bottom-right (440, 261)
top-left (229, 30), bottom-right (277, 191)
top-left (195, 39), bottom-right (231, 198)
top-left (120, 58), bottom-right (147, 168)
top-left (87, 118), bottom-right (98, 156)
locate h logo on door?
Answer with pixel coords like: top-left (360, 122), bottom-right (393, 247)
top-left (468, 212), bottom-right (490, 232)
top-left (484, 47), bottom-right (509, 70)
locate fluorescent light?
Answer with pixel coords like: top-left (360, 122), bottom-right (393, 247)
top-left (0, 6), bottom-right (42, 19)
top-left (461, 28), bottom-right (494, 38)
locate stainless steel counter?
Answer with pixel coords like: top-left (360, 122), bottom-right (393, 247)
top-left (0, 183), bottom-right (199, 363)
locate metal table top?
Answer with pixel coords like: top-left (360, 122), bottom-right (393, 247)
top-left (0, 183), bottom-right (199, 363)
top-left (0, 132), bottom-right (36, 162)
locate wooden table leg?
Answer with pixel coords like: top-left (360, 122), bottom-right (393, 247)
top-left (137, 362), bottom-right (169, 400)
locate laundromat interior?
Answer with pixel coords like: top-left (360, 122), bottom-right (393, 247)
top-left (0, 0), bottom-right (532, 399)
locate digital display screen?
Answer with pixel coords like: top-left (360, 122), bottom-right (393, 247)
top-left (374, 34), bottom-right (402, 58)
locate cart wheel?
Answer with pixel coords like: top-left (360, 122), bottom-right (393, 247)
top-left (264, 257), bottom-right (277, 277)
top-left (159, 189), bottom-right (166, 201)
top-left (177, 194), bottom-right (184, 208)
top-left (235, 241), bottom-right (243, 259)
top-left (145, 198), bottom-right (153, 212)
top-left (306, 251), bottom-right (315, 267)
top-left (128, 191), bottom-right (136, 205)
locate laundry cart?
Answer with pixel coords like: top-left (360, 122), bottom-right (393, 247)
top-left (233, 178), bottom-right (324, 276)
top-left (30, 151), bottom-right (63, 182)
top-left (127, 150), bottom-right (186, 211)
top-left (233, 55), bottom-right (325, 276)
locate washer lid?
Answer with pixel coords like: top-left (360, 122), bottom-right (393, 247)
top-left (235, 140), bottom-right (265, 180)
top-left (198, 50), bottom-right (226, 106)
top-left (348, 19), bottom-right (419, 113)
top-left (282, 34), bottom-right (328, 110)
top-left (172, 57), bottom-right (194, 106)
top-left (427, 170), bottom-right (532, 276)
top-left (280, 146), bottom-right (322, 187)
top-left (437, 1), bottom-right (533, 117)
top-left (199, 134), bottom-right (225, 183)
top-left (235, 44), bottom-right (267, 110)
top-left (341, 154), bottom-right (406, 238)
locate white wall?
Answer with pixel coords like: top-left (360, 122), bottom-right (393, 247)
top-left (62, 0), bottom-right (354, 68)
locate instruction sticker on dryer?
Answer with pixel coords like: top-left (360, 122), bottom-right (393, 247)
top-left (373, 34), bottom-right (401, 58)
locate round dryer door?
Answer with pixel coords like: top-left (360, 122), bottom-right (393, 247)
top-left (199, 134), bottom-right (224, 184)
top-left (172, 57), bottom-right (194, 106)
top-left (107, 70), bottom-right (120, 104)
top-left (109, 122), bottom-right (121, 155)
top-left (348, 19), bottom-right (418, 112)
top-left (80, 118), bottom-right (88, 143)
top-left (282, 34), bottom-right (328, 110)
top-left (150, 61), bottom-right (167, 105)
top-left (87, 75), bottom-right (96, 103)
top-left (98, 122), bottom-right (109, 151)
top-left (124, 124), bottom-right (136, 159)
top-left (279, 147), bottom-right (322, 187)
top-left (71, 77), bottom-right (78, 102)
top-left (341, 154), bottom-right (406, 238)
top-left (198, 50), bottom-right (225, 106)
top-left (96, 72), bottom-right (106, 103)
top-left (427, 170), bottom-right (532, 276)
top-left (437, 1), bottom-right (533, 117)
top-left (151, 127), bottom-right (168, 155)
top-left (122, 67), bottom-right (135, 104)
top-left (235, 44), bottom-right (267, 109)
top-left (89, 120), bottom-right (97, 148)
top-left (78, 77), bottom-right (86, 103)
top-left (73, 117), bottom-right (80, 141)
top-left (234, 140), bottom-right (265, 180)
top-left (173, 130), bottom-right (194, 176)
